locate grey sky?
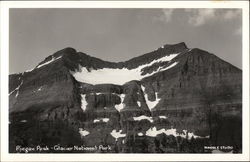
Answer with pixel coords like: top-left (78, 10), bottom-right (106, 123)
top-left (9, 8), bottom-right (242, 74)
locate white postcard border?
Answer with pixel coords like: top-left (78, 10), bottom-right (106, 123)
top-left (1, 1), bottom-right (249, 161)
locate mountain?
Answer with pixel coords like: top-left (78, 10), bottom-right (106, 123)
top-left (9, 42), bottom-right (242, 153)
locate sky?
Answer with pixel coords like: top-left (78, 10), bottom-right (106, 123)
top-left (9, 8), bottom-right (242, 74)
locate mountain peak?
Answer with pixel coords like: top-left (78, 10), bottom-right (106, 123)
top-left (53, 47), bottom-right (77, 57)
top-left (159, 42), bottom-right (188, 50)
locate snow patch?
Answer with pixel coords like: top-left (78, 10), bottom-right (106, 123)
top-left (93, 119), bottom-right (100, 123)
top-left (81, 94), bottom-right (88, 111)
top-left (137, 101), bottom-right (141, 107)
top-left (79, 128), bottom-right (90, 137)
top-left (90, 92), bottom-right (118, 95)
top-left (146, 127), bottom-right (163, 137)
top-left (20, 120), bottom-right (27, 123)
top-left (145, 127), bottom-right (209, 139)
top-left (38, 87), bottom-right (42, 91)
top-left (71, 53), bottom-right (179, 85)
top-left (159, 116), bottom-right (167, 119)
top-left (115, 94), bottom-right (125, 112)
top-left (102, 118), bottom-right (109, 122)
top-left (141, 85), bottom-right (161, 111)
top-left (133, 115), bottom-right (153, 123)
top-left (138, 132), bottom-right (143, 136)
top-left (93, 118), bottom-right (109, 123)
top-left (36, 56), bottom-right (62, 69)
top-left (110, 130), bottom-right (126, 141)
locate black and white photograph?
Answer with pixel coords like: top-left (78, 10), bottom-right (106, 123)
top-left (1, 1), bottom-right (249, 161)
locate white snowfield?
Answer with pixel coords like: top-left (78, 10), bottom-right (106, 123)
top-left (133, 115), bottom-right (153, 123)
top-left (72, 53), bottom-right (179, 85)
top-left (110, 130), bottom-right (126, 141)
top-left (145, 127), bottom-right (209, 139)
top-left (114, 94), bottom-right (125, 112)
top-left (80, 94), bottom-right (88, 111)
top-left (141, 85), bottom-right (160, 111)
top-left (36, 56), bottom-right (62, 69)
top-left (79, 128), bottom-right (90, 137)
top-left (93, 118), bottom-right (109, 123)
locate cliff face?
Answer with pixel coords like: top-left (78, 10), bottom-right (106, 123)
top-left (9, 42), bottom-right (242, 153)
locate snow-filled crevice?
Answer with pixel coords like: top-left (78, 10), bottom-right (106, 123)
top-left (141, 85), bottom-right (160, 111)
top-left (114, 94), bottom-right (125, 112)
top-left (80, 94), bottom-right (88, 111)
top-left (9, 80), bottom-right (23, 98)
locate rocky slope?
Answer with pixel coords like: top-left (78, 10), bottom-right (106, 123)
top-left (9, 42), bottom-right (242, 153)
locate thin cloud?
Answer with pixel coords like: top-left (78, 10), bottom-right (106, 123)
top-left (185, 9), bottom-right (241, 26)
top-left (156, 9), bottom-right (241, 26)
top-left (154, 9), bottom-right (175, 23)
top-left (223, 9), bottom-right (242, 20)
top-left (162, 9), bottom-right (175, 22)
top-left (186, 9), bottom-right (216, 26)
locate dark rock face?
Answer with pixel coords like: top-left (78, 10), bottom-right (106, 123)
top-left (9, 42), bottom-right (242, 153)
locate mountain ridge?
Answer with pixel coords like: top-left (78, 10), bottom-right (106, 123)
top-left (10, 42), bottom-right (240, 76)
top-left (9, 42), bottom-right (242, 153)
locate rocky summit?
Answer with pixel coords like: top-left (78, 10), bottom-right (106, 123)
top-left (9, 42), bottom-right (242, 153)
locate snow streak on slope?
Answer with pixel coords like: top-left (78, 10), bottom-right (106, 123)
top-left (36, 56), bottom-right (62, 69)
top-left (9, 80), bottom-right (23, 98)
top-left (72, 53), bottom-right (179, 85)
